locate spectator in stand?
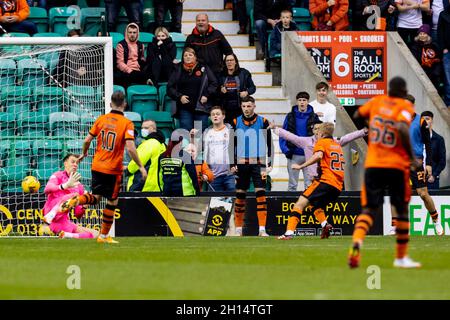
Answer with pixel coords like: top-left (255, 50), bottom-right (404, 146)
top-left (185, 13), bottom-right (233, 78)
top-left (396, 0), bottom-right (430, 48)
top-left (279, 92), bottom-right (320, 191)
top-left (234, 0), bottom-right (248, 34)
top-left (153, 0), bottom-right (184, 33)
top-left (167, 47), bottom-right (218, 132)
top-left (269, 9), bottom-right (298, 58)
top-left (429, 0), bottom-right (449, 45)
top-left (115, 23), bottom-right (148, 88)
top-left (310, 0), bottom-right (349, 31)
top-left (0, 0), bottom-right (38, 35)
top-left (421, 111), bottom-right (446, 189)
top-left (145, 27), bottom-right (177, 86)
top-left (219, 53), bottom-right (256, 124)
top-left (105, 0), bottom-right (141, 33)
top-left (309, 82), bottom-right (337, 125)
top-left (352, 1), bottom-right (398, 31)
top-left (26, 0), bottom-right (46, 8)
top-left (438, 3), bottom-right (450, 107)
top-left (254, 0), bottom-right (292, 59)
top-left (410, 24), bottom-right (442, 89)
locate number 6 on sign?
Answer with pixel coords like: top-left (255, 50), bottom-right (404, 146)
top-left (334, 53), bottom-right (350, 77)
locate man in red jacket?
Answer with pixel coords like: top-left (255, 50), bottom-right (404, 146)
top-left (309, 0), bottom-right (349, 31)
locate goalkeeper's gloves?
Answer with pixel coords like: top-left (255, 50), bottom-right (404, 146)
top-left (61, 171), bottom-right (82, 190)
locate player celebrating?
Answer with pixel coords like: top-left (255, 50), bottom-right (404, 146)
top-left (41, 154), bottom-right (98, 239)
top-left (348, 77), bottom-right (421, 269)
top-left (59, 91), bottom-right (147, 244)
top-left (278, 122), bottom-right (345, 240)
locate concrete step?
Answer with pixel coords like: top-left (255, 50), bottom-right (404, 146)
top-left (184, 0), bottom-right (224, 10)
top-left (252, 72), bottom-right (272, 86)
top-left (225, 34), bottom-right (250, 47)
top-left (233, 46), bottom-right (256, 61)
top-left (253, 86), bottom-right (284, 99)
top-left (239, 60), bottom-right (265, 73)
top-left (254, 99), bottom-right (290, 113)
top-left (182, 21), bottom-right (240, 35)
top-left (183, 9), bottom-right (233, 21)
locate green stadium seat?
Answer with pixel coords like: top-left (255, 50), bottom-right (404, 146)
top-left (109, 32), bottom-right (124, 48)
top-left (3, 32), bottom-right (29, 37)
top-left (81, 7), bottom-right (106, 36)
top-left (157, 84), bottom-right (174, 113)
top-left (65, 139), bottom-right (84, 154)
top-left (1, 33), bottom-right (31, 57)
top-left (37, 51), bottom-right (60, 76)
top-left (0, 140), bottom-right (10, 167)
top-left (0, 113), bottom-right (16, 137)
top-left (1, 86), bottom-right (32, 114)
top-left (0, 166), bottom-right (29, 192)
top-left (17, 59), bottom-right (48, 88)
top-left (8, 140), bottom-right (33, 176)
top-left (124, 111), bottom-right (142, 131)
top-left (80, 112), bottom-right (101, 133)
top-left (33, 32), bottom-right (61, 37)
top-left (143, 7), bottom-right (155, 31)
top-left (115, 9), bottom-right (130, 34)
top-left (0, 59), bottom-right (17, 87)
top-left (18, 112), bottom-right (49, 137)
top-left (33, 167), bottom-right (54, 191)
top-left (171, 33), bottom-right (186, 60)
top-left (29, 7), bottom-right (49, 33)
top-left (293, 7), bottom-right (311, 31)
top-left (142, 110), bottom-right (173, 140)
top-left (49, 112), bottom-right (80, 137)
top-left (127, 85), bottom-right (158, 117)
top-left (34, 86), bottom-right (64, 115)
top-left (64, 85), bottom-right (95, 116)
top-left (114, 84), bottom-right (126, 94)
top-left (33, 140), bottom-right (63, 170)
top-left (139, 32), bottom-right (154, 49)
top-left (49, 6), bottom-right (81, 36)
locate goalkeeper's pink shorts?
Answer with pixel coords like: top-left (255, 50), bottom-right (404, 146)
top-left (50, 219), bottom-right (78, 234)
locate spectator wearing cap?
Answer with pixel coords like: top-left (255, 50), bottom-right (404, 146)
top-left (421, 111), bottom-right (446, 189)
top-left (410, 24), bottom-right (442, 89)
top-left (438, 1), bottom-right (450, 107)
top-left (396, 0), bottom-right (430, 48)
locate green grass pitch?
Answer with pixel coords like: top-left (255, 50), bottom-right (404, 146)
top-left (0, 236), bottom-right (449, 299)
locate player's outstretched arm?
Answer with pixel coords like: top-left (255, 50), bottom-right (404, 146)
top-left (126, 140), bottom-right (148, 182)
top-left (293, 151), bottom-right (323, 170)
top-left (339, 128), bottom-right (368, 146)
top-left (78, 134), bottom-right (94, 163)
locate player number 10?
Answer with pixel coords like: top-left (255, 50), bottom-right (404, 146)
top-left (334, 53), bottom-right (350, 78)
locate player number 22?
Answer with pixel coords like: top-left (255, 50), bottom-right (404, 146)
top-left (100, 130), bottom-right (116, 152)
top-left (330, 152), bottom-right (344, 171)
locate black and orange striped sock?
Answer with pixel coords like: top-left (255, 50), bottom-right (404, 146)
top-left (430, 210), bottom-right (438, 223)
top-left (100, 204), bottom-right (116, 236)
top-left (313, 208), bottom-right (327, 225)
top-left (287, 207), bottom-right (302, 232)
top-left (256, 190), bottom-right (267, 228)
top-left (396, 217), bottom-right (410, 259)
top-left (234, 192), bottom-right (246, 228)
top-left (392, 216), bottom-right (398, 227)
top-left (77, 193), bottom-right (98, 206)
top-left (352, 211), bottom-right (374, 245)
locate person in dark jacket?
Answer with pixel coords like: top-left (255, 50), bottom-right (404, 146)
top-left (410, 24), bottom-right (442, 90)
top-left (254, 0), bottom-right (292, 58)
top-left (154, 0), bottom-right (184, 33)
top-left (279, 91), bottom-right (320, 191)
top-left (167, 47), bottom-right (218, 132)
top-left (219, 53), bottom-right (256, 124)
top-left (158, 134), bottom-right (200, 197)
top-left (438, 3), bottom-right (450, 106)
top-left (269, 9), bottom-right (297, 58)
top-left (145, 27), bottom-right (177, 86)
top-left (421, 111), bottom-right (447, 189)
top-left (105, 0), bottom-right (141, 33)
top-left (185, 13), bottom-right (233, 76)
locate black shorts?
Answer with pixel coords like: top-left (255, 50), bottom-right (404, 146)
top-left (301, 180), bottom-right (341, 209)
top-left (362, 168), bottom-right (410, 214)
top-left (410, 166), bottom-right (427, 190)
top-left (91, 170), bottom-right (122, 200)
top-left (235, 164), bottom-right (266, 190)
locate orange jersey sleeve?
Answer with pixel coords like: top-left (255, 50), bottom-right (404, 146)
top-left (90, 111), bottom-right (135, 175)
top-left (313, 138), bottom-right (345, 191)
top-left (364, 95), bottom-right (414, 171)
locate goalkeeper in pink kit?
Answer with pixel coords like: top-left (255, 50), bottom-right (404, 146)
top-left (41, 154), bottom-right (98, 239)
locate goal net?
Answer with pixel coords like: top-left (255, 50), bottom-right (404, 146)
top-left (0, 36), bottom-right (113, 237)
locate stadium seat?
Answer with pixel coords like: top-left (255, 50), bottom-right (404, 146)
top-left (29, 7), bottom-right (49, 33)
top-left (17, 59), bottom-right (48, 88)
top-left (33, 32), bottom-right (61, 37)
top-left (34, 86), bottom-right (64, 115)
top-left (124, 111), bottom-right (142, 131)
top-left (64, 85), bottom-right (96, 116)
top-left (143, 7), bottom-right (155, 31)
top-left (114, 84), bottom-right (126, 94)
top-left (65, 139), bottom-right (84, 154)
top-left (0, 113), bottom-right (15, 137)
top-left (0, 166), bottom-right (29, 192)
top-left (49, 112), bottom-right (80, 137)
top-left (109, 32), bottom-right (124, 49)
top-left (0, 59), bottom-right (17, 86)
top-left (293, 7), bottom-right (311, 31)
top-left (139, 32), bottom-right (154, 51)
top-left (142, 110), bottom-right (173, 140)
top-left (18, 112), bottom-right (49, 137)
top-left (171, 33), bottom-right (186, 60)
top-left (2, 32), bottom-right (29, 37)
top-left (0, 140), bottom-right (10, 167)
top-left (33, 167), bottom-right (54, 184)
top-left (37, 51), bottom-right (60, 76)
top-left (157, 84), bottom-right (175, 113)
top-left (127, 85), bottom-right (158, 117)
top-left (9, 140), bottom-right (33, 176)
top-left (80, 112), bottom-right (101, 133)
top-left (33, 140), bottom-right (63, 170)
top-left (1, 86), bottom-right (32, 114)
top-left (81, 7), bottom-right (106, 36)
top-left (1, 33), bottom-right (31, 56)
top-left (49, 6), bottom-right (81, 36)
top-left (115, 9), bottom-right (130, 34)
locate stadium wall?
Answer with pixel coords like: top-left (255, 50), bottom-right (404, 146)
top-left (281, 31), bottom-right (367, 191)
top-left (387, 32), bottom-right (450, 189)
